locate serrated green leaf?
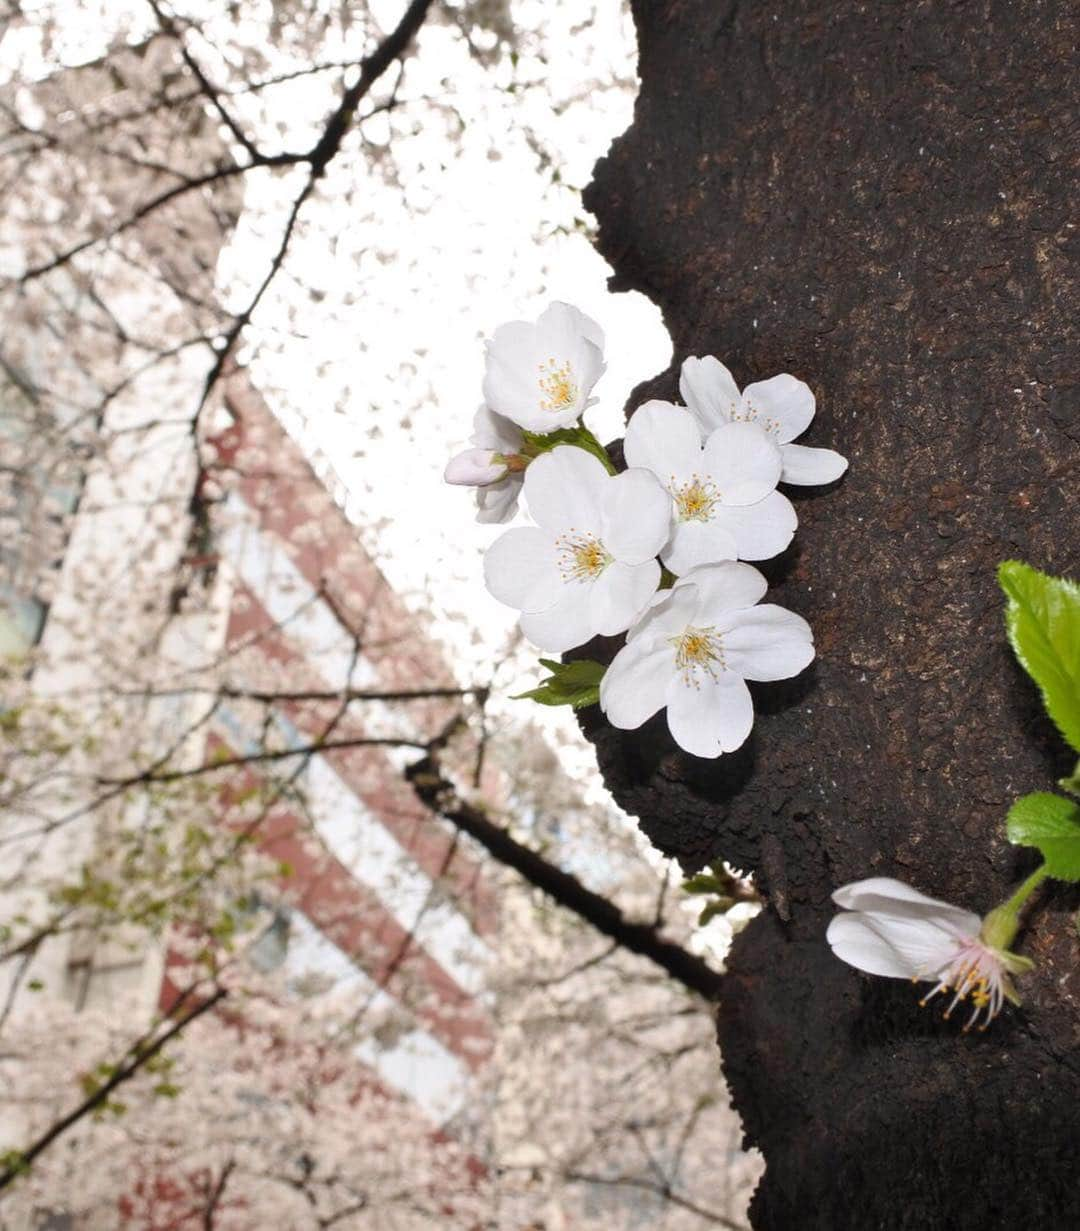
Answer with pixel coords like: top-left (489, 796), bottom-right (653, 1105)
top-left (681, 873), bottom-right (722, 895)
top-left (512, 658), bottom-right (605, 710)
top-left (1006, 791), bottom-right (1080, 881)
top-left (999, 561), bottom-right (1080, 753)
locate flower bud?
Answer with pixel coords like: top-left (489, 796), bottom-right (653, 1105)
top-left (444, 448), bottom-right (508, 487)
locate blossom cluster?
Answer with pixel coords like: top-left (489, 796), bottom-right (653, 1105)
top-left (445, 303), bottom-right (848, 758)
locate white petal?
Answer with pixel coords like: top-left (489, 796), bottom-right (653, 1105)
top-left (677, 561), bottom-right (767, 616)
top-left (475, 476), bottom-right (521, 524)
top-left (601, 468), bottom-right (671, 564)
top-left (589, 559), bottom-right (660, 637)
top-left (665, 671), bottom-right (754, 758)
top-left (741, 374), bottom-right (815, 443)
top-left (471, 404), bottom-right (523, 453)
top-left (679, 356), bottom-right (741, 436)
top-left (482, 304), bottom-right (605, 432)
top-left (832, 878), bottom-right (981, 934)
top-left (523, 446), bottom-right (608, 534)
top-left (722, 604), bottom-right (814, 681)
top-left (626, 581), bottom-right (702, 645)
top-left (483, 527), bottom-right (561, 613)
top-left (518, 583), bottom-right (595, 653)
top-left (661, 517), bottom-right (739, 576)
top-left (826, 914), bottom-right (926, 980)
top-left (704, 421), bottom-right (782, 506)
top-left (445, 448), bottom-right (506, 487)
top-left (780, 443), bottom-right (849, 486)
top-left (711, 491), bottom-right (797, 561)
top-left (622, 400), bottom-right (704, 485)
top-left (600, 637), bottom-right (675, 729)
top-left (840, 911), bottom-right (966, 978)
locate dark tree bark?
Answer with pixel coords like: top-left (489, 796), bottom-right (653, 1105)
top-left (580, 2), bottom-right (1080, 1227)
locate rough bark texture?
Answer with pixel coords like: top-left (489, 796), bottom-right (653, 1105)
top-left (580, 2), bottom-right (1080, 1227)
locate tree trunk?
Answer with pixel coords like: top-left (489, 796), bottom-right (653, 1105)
top-left (580, 2), bottom-right (1080, 1226)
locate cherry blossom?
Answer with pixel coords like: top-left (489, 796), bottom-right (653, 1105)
top-left (483, 446), bottom-right (670, 652)
top-left (622, 400), bottom-right (795, 574)
top-left (483, 302), bottom-right (606, 432)
top-left (679, 356), bottom-right (848, 486)
top-left (600, 562), bottom-right (814, 758)
top-left (444, 405), bottom-right (525, 524)
top-left (826, 878), bottom-right (1034, 1031)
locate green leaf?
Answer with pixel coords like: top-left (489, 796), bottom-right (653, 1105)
top-left (1006, 791), bottom-right (1080, 881)
top-left (512, 658), bottom-right (605, 710)
top-left (521, 426), bottom-right (616, 474)
top-left (999, 561), bottom-right (1080, 753)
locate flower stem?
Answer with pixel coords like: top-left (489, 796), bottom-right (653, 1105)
top-left (981, 863), bottom-right (1049, 950)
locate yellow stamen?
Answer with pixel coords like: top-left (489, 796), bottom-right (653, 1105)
top-left (670, 625), bottom-right (726, 687)
top-left (555, 530), bottom-right (611, 582)
top-left (671, 473), bottom-right (720, 522)
top-left (538, 357), bottom-right (578, 413)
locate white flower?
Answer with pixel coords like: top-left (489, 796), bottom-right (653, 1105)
top-left (623, 400), bottom-right (796, 573)
top-left (600, 561), bottom-right (814, 758)
top-left (680, 356), bottom-right (848, 486)
top-left (444, 405), bottom-right (525, 524)
top-left (483, 446), bottom-right (670, 653)
top-left (483, 302), bottom-right (605, 433)
top-left (826, 878), bottom-right (1033, 1031)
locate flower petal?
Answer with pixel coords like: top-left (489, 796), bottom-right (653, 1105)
top-left (704, 421), bottom-right (782, 506)
top-left (475, 476), bottom-right (522, 524)
top-left (710, 492), bottom-right (797, 561)
top-left (601, 468), bottom-right (671, 564)
top-left (483, 527), bottom-right (561, 613)
top-left (523, 446), bottom-right (608, 534)
top-left (831, 878), bottom-right (981, 934)
top-left (589, 559), bottom-right (660, 637)
top-left (833, 911), bottom-right (965, 979)
top-left (666, 670), bottom-right (754, 757)
top-left (626, 581), bottom-right (702, 645)
top-left (661, 518), bottom-right (739, 577)
top-left (679, 356), bottom-right (741, 436)
top-left (741, 374), bottom-right (815, 443)
top-left (471, 404), bottom-right (523, 453)
top-left (600, 636), bottom-right (674, 729)
top-left (623, 400), bottom-right (703, 484)
top-left (678, 561), bottom-right (767, 616)
top-left (722, 603), bottom-right (814, 681)
top-left (780, 443), bottom-right (849, 486)
top-left (518, 583), bottom-right (595, 653)
top-left (826, 913), bottom-right (928, 980)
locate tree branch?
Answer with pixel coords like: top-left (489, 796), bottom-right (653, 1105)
top-left (0, 982), bottom-right (227, 1190)
top-left (406, 749), bottom-right (724, 1002)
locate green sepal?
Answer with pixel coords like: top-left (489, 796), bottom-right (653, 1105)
top-left (521, 425), bottom-right (616, 474)
top-left (998, 560), bottom-right (1080, 754)
top-left (512, 658), bottom-right (606, 710)
top-left (1006, 791), bottom-right (1080, 882)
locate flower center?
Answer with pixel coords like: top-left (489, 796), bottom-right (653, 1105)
top-left (669, 625), bottom-right (726, 687)
top-left (555, 530), bottom-right (611, 583)
top-left (537, 358), bottom-right (578, 413)
top-left (731, 401), bottom-right (780, 437)
top-left (916, 938), bottom-right (1009, 1032)
top-left (671, 473), bottom-right (720, 522)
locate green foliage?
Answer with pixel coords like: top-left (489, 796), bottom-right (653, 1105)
top-left (999, 560), bottom-right (1080, 753)
top-left (513, 659), bottom-right (605, 710)
top-left (1006, 791), bottom-right (1080, 882)
top-left (521, 426), bottom-right (616, 474)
